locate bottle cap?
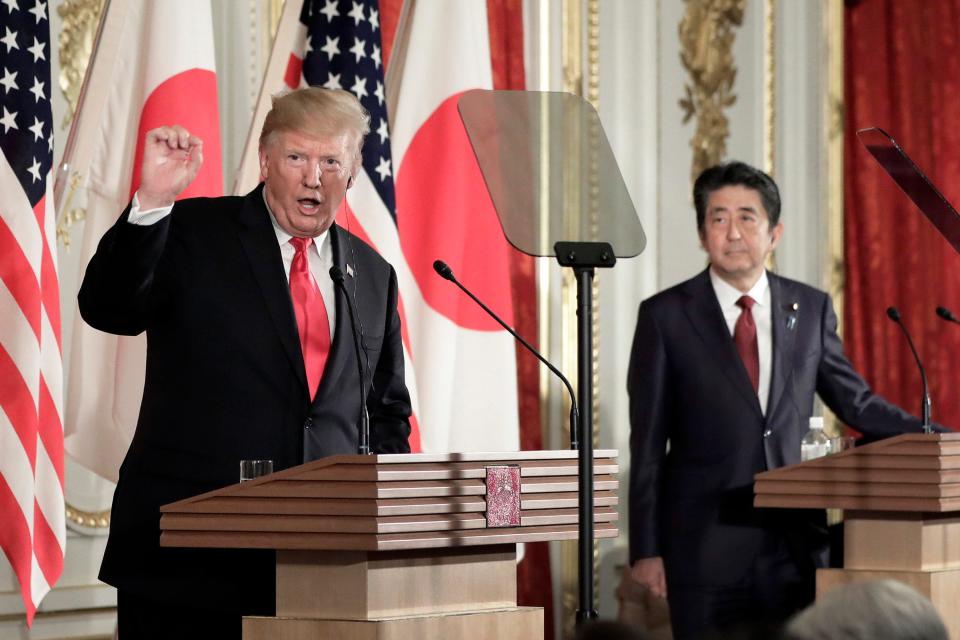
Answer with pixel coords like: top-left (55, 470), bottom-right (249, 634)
top-left (809, 416), bottom-right (824, 430)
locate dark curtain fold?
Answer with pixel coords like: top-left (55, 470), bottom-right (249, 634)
top-left (844, 0), bottom-right (960, 430)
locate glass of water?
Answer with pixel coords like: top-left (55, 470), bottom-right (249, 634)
top-left (239, 459), bottom-right (273, 482)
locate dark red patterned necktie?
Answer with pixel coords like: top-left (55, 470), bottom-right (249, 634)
top-left (289, 237), bottom-right (330, 400)
top-left (734, 295), bottom-right (759, 393)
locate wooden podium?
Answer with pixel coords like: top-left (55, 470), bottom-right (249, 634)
top-left (754, 432), bottom-right (960, 637)
top-left (160, 450), bottom-right (619, 639)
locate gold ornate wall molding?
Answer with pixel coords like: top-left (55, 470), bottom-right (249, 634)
top-left (56, 0), bottom-right (106, 250)
top-left (55, 173), bottom-right (87, 250)
top-left (763, 0), bottom-right (776, 177)
top-left (825, 0), bottom-right (844, 315)
top-left (66, 504), bottom-right (111, 530)
top-left (823, 0), bottom-right (845, 448)
top-left (678, 0), bottom-right (746, 183)
top-left (57, 0), bottom-right (105, 129)
top-left (559, 0), bottom-right (602, 636)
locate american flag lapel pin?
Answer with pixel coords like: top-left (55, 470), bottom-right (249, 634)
top-left (786, 302), bottom-right (798, 330)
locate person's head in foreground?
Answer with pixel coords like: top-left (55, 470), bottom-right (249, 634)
top-left (783, 579), bottom-right (948, 640)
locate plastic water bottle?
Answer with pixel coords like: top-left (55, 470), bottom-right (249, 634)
top-left (800, 416), bottom-right (830, 461)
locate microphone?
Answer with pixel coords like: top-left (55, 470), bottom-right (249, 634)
top-left (936, 306), bottom-right (960, 324)
top-left (432, 260), bottom-right (580, 449)
top-left (330, 265), bottom-right (371, 454)
top-left (885, 306), bottom-right (932, 434)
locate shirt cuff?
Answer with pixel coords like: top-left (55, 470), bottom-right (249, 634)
top-left (127, 192), bottom-right (174, 226)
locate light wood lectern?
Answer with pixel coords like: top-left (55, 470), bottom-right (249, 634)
top-left (754, 433), bottom-right (960, 638)
top-left (160, 450), bottom-right (619, 639)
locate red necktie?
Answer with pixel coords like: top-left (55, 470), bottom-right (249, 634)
top-left (734, 295), bottom-right (759, 393)
top-left (289, 237), bottom-right (331, 400)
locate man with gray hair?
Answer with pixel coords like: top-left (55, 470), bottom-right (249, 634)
top-left (79, 87), bottom-right (411, 639)
top-left (784, 580), bottom-right (948, 640)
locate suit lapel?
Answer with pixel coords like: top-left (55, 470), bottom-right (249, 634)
top-left (236, 185), bottom-right (308, 395)
top-left (683, 269), bottom-right (764, 419)
top-left (312, 225), bottom-right (352, 404)
top-left (767, 273), bottom-right (798, 421)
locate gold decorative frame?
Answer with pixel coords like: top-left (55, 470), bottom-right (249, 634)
top-left (825, 0), bottom-right (844, 314)
top-left (678, 0), bottom-right (746, 183)
top-left (57, 0), bottom-right (104, 129)
top-left (55, 0), bottom-right (105, 250)
top-left (763, 0), bottom-right (776, 177)
top-left (822, 0), bottom-right (845, 449)
top-left (557, 0), bottom-right (602, 636)
top-left (66, 504), bottom-right (111, 530)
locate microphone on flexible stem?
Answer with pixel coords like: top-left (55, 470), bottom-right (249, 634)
top-left (330, 265), bottom-right (371, 454)
top-left (886, 306), bottom-right (932, 434)
top-left (432, 260), bottom-right (580, 449)
top-left (936, 306), bottom-right (960, 325)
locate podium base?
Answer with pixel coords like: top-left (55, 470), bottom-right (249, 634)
top-left (817, 567), bottom-right (960, 639)
top-left (243, 606), bottom-right (543, 640)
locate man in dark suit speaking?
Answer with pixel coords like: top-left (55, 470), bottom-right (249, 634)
top-left (79, 88), bottom-right (411, 639)
top-left (627, 161), bottom-right (933, 639)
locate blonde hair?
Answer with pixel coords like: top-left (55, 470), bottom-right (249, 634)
top-left (259, 87), bottom-right (370, 164)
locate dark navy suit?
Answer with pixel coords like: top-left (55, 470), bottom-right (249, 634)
top-left (627, 268), bottom-right (926, 637)
top-left (79, 184), bottom-right (410, 625)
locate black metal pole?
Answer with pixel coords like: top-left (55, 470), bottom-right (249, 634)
top-left (575, 266), bottom-right (598, 624)
top-left (553, 240), bottom-right (615, 627)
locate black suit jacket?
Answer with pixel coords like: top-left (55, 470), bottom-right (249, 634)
top-left (78, 185), bottom-right (411, 612)
top-left (627, 268), bottom-right (926, 587)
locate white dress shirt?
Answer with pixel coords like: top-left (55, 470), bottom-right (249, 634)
top-left (128, 191), bottom-right (336, 339)
top-left (709, 268), bottom-right (772, 415)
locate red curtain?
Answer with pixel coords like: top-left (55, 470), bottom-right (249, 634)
top-left (380, 1), bottom-right (554, 636)
top-left (844, 0), bottom-right (960, 430)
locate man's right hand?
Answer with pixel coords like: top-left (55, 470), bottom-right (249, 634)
top-left (137, 126), bottom-right (204, 210)
top-left (630, 556), bottom-right (667, 599)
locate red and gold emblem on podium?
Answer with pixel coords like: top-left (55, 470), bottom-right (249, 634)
top-left (485, 465), bottom-right (521, 527)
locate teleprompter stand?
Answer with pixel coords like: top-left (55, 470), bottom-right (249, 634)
top-left (458, 91), bottom-right (645, 624)
top-left (555, 240), bottom-right (616, 621)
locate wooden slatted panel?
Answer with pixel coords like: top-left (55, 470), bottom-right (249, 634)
top-left (755, 434), bottom-right (960, 514)
top-left (859, 440), bottom-right (960, 456)
top-left (160, 506), bottom-right (619, 535)
top-left (160, 451), bottom-right (620, 551)
top-left (757, 468), bottom-right (960, 484)
top-left (796, 452), bottom-right (960, 471)
top-left (158, 491), bottom-right (619, 516)
top-left (754, 493), bottom-right (959, 512)
top-left (160, 522), bottom-right (621, 552)
top-left (223, 475), bottom-right (618, 499)
top-left (359, 450), bottom-right (617, 464)
top-left (234, 479), bottom-right (486, 499)
top-left (295, 458), bottom-right (619, 481)
top-left (755, 480), bottom-right (960, 498)
top-left (813, 454), bottom-right (960, 471)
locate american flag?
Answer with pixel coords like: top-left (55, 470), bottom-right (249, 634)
top-left (0, 0), bottom-right (66, 625)
top-left (293, 0), bottom-right (395, 217)
top-left (278, 0), bottom-right (523, 455)
top-left (285, 0), bottom-right (425, 450)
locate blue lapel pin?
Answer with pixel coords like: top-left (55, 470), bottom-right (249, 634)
top-left (786, 302), bottom-right (798, 330)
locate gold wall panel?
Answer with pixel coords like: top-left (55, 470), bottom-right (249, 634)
top-left (559, 0), bottom-right (602, 636)
top-left (678, 0), bottom-right (746, 183)
top-left (57, 0), bottom-right (105, 129)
